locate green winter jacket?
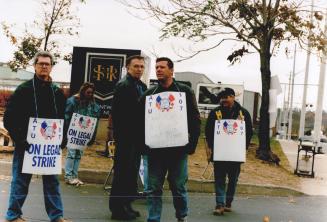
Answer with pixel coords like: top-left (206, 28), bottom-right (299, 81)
top-left (4, 75), bottom-right (66, 151)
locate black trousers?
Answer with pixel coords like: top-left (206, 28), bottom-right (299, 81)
top-left (109, 142), bottom-right (140, 212)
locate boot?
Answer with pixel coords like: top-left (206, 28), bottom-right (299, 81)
top-left (125, 203), bottom-right (140, 217)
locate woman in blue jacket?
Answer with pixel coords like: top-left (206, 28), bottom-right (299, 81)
top-left (64, 82), bottom-right (100, 186)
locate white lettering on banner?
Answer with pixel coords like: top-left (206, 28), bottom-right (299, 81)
top-left (66, 113), bottom-right (97, 150)
top-left (213, 119), bottom-right (246, 162)
top-left (22, 118), bottom-right (64, 175)
top-left (145, 91), bottom-right (188, 148)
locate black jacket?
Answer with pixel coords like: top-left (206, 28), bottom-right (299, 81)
top-left (4, 75), bottom-right (66, 150)
top-left (139, 80), bottom-right (201, 155)
top-left (205, 101), bottom-right (253, 151)
top-left (111, 73), bottom-right (147, 144)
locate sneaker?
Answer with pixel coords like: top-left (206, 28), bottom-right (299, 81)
top-left (66, 178), bottom-right (79, 185)
top-left (76, 178), bottom-right (84, 186)
top-left (213, 206), bottom-right (224, 216)
top-left (177, 216), bottom-right (187, 222)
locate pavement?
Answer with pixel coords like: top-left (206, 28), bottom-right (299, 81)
top-left (0, 156), bottom-right (303, 197)
top-left (278, 139), bottom-right (327, 196)
top-left (2, 142), bottom-right (327, 222)
top-left (1, 178), bottom-right (327, 222)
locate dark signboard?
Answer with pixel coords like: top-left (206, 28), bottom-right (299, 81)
top-left (70, 47), bottom-right (141, 118)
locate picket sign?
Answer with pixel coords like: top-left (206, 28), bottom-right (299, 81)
top-left (145, 91), bottom-right (188, 148)
top-left (213, 119), bottom-right (246, 162)
top-left (22, 118), bottom-right (64, 175)
top-left (66, 113), bottom-right (97, 150)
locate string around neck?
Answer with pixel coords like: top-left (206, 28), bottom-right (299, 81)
top-left (32, 77), bottom-right (58, 118)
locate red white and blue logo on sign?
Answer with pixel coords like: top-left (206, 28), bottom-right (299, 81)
top-left (223, 121), bottom-right (238, 135)
top-left (156, 94), bottom-right (175, 111)
top-left (78, 116), bottom-right (91, 129)
top-left (40, 121), bottom-right (57, 140)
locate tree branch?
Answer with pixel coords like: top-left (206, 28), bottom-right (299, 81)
top-left (174, 38), bottom-right (234, 62)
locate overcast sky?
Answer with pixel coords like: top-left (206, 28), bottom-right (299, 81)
top-left (0, 0), bottom-right (326, 110)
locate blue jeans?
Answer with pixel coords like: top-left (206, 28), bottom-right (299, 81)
top-left (213, 161), bottom-right (241, 207)
top-left (6, 149), bottom-right (63, 221)
top-left (147, 152), bottom-right (188, 222)
top-left (64, 148), bottom-right (84, 180)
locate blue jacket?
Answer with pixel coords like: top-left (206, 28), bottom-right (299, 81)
top-left (64, 95), bottom-right (100, 144)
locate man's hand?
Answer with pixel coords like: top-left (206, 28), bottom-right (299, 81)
top-left (205, 147), bottom-right (212, 163)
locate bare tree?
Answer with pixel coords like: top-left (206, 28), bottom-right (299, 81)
top-left (2, 0), bottom-right (83, 71)
top-left (119, 0), bottom-right (326, 161)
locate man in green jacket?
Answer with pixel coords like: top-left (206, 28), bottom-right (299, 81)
top-left (4, 51), bottom-right (68, 222)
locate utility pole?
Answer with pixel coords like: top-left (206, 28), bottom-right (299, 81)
top-left (313, 9), bottom-right (327, 145)
top-left (288, 44), bottom-right (296, 140)
top-left (285, 75), bottom-right (291, 140)
top-left (299, 0), bottom-right (314, 138)
top-left (279, 84), bottom-right (287, 138)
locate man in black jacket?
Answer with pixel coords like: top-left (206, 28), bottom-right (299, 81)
top-left (205, 87), bottom-right (253, 216)
top-left (4, 51), bottom-right (68, 222)
top-left (109, 55), bottom-right (147, 220)
top-left (139, 57), bottom-right (201, 222)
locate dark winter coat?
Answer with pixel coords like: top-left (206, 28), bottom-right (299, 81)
top-left (4, 75), bottom-right (66, 151)
top-left (111, 73), bottom-right (147, 144)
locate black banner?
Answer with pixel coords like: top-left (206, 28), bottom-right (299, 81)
top-left (70, 47), bottom-right (141, 118)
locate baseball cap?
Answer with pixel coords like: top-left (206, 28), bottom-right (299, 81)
top-left (218, 87), bottom-right (235, 97)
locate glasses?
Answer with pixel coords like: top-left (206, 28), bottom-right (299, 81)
top-left (36, 62), bottom-right (51, 67)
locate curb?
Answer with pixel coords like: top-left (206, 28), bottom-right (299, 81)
top-left (76, 168), bottom-right (304, 196)
top-left (0, 160), bottom-right (304, 196)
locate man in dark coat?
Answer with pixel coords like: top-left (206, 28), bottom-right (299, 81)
top-left (4, 51), bottom-right (68, 222)
top-left (139, 57), bottom-right (201, 222)
top-left (205, 87), bottom-right (253, 216)
top-left (109, 55), bottom-right (147, 220)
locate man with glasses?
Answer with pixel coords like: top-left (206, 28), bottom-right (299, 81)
top-left (4, 51), bottom-right (69, 222)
